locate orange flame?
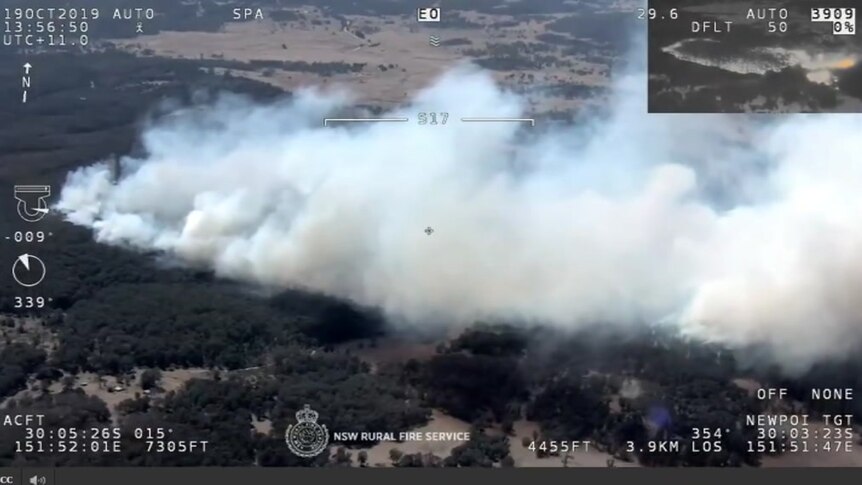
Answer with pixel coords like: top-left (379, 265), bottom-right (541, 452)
top-left (833, 58), bottom-right (857, 69)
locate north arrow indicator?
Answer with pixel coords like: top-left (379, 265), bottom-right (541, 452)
top-left (12, 254), bottom-right (46, 287)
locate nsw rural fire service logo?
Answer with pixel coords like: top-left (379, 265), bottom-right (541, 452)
top-left (285, 404), bottom-right (329, 458)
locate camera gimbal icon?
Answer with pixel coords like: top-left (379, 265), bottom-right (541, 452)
top-left (14, 185), bottom-right (51, 222)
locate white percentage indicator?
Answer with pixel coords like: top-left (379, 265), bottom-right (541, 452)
top-left (810, 8), bottom-right (855, 35)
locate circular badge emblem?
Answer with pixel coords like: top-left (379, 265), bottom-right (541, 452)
top-left (285, 405), bottom-right (329, 458)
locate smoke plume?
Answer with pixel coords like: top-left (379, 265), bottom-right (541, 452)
top-left (56, 63), bottom-right (862, 371)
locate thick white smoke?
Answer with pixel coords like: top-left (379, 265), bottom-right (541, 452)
top-left (56, 64), bottom-right (862, 370)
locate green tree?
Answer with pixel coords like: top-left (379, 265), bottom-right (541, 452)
top-left (140, 368), bottom-right (162, 390)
